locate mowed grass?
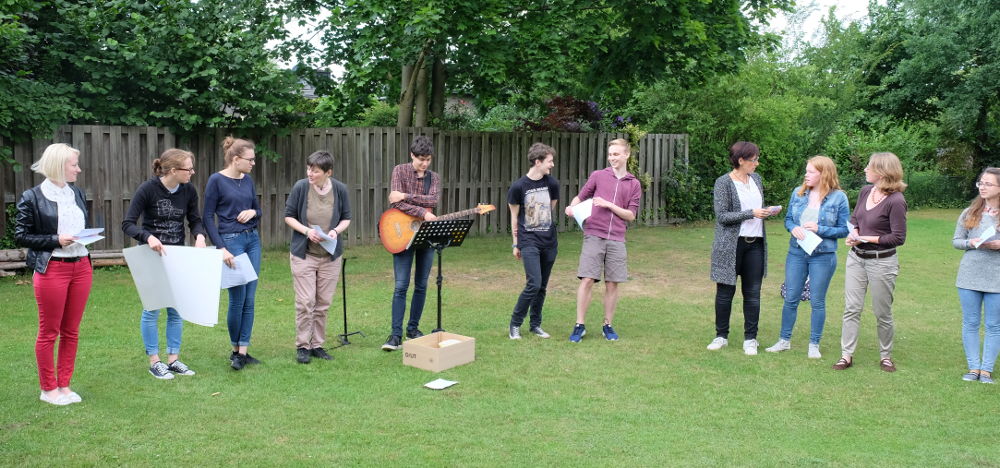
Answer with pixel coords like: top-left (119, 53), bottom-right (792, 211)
top-left (0, 208), bottom-right (994, 466)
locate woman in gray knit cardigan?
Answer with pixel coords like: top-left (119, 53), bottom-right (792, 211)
top-left (707, 141), bottom-right (780, 355)
top-left (952, 167), bottom-right (1000, 384)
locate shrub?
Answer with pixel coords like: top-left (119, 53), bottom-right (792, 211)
top-left (346, 101), bottom-right (399, 127)
top-left (660, 168), bottom-right (714, 221)
top-left (522, 96), bottom-right (604, 132)
top-left (903, 170), bottom-right (972, 209)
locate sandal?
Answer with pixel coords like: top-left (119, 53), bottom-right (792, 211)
top-left (880, 358), bottom-right (897, 373)
top-left (832, 357), bottom-right (852, 370)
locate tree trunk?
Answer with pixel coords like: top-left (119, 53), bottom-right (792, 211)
top-left (397, 64), bottom-right (415, 127)
top-left (413, 62), bottom-right (429, 127)
top-left (430, 57), bottom-right (446, 119)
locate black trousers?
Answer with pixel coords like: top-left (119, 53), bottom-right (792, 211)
top-left (715, 237), bottom-right (764, 340)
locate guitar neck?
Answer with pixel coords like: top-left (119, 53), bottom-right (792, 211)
top-left (438, 208), bottom-right (481, 220)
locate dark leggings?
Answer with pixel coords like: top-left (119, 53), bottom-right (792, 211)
top-left (715, 238), bottom-right (764, 340)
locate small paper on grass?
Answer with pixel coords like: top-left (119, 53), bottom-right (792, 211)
top-left (424, 378), bottom-right (457, 390)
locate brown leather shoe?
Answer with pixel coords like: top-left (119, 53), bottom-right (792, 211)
top-left (880, 358), bottom-right (897, 372)
top-left (832, 357), bottom-right (853, 370)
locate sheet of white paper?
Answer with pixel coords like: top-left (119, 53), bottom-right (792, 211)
top-left (439, 339), bottom-right (462, 347)
top-left (311, 225), bottom-right (338, 255)
top-left (797, 230), bottom-right (823, 255)
top-left (972, 225), bottom-right (997, 248)
top-left (75, 235), bottom-right (105, 246)
top-left (220, 253), bottom-right (258, 289)
top-left (424, 378), bottom-right (458, 390)
top-left (122, 245), bottom-right (223, 326)
top-left (573, 199), bottom-right (594, 229)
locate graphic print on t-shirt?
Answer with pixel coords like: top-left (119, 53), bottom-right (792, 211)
top-left (523, 186), bottom-right (552, 232)
top-left (154, 199), bottom-right (184, 244)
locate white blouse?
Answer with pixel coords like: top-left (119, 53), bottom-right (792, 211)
top-left (733, 178), bottom-right (764, 238)
top-left (39, 179), bottom-right (89, 258)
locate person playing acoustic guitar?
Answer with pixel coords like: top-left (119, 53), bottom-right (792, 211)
top-left (382, 136), bottom-right (440, 351)
top-left (507, 143), bottom-right (559, 340)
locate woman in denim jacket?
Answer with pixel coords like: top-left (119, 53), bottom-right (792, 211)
top-left (766, 156), bottom-right (850, 358)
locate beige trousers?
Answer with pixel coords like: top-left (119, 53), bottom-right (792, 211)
top-left (841, 250), bottom-right (899, 359)
top-left (290, 254), bottom-right (342, 349)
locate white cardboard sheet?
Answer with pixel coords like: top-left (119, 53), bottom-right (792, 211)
top-left (123, 245), bottom-right (224, 326)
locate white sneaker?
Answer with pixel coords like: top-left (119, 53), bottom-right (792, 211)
top-left (765, 339), bottom-right (791, 353)
top-left (706, 337), bottom-right (728, 350)
top-left (808, 343), bottom-right (822, 359)
top-left (743, 339), bottom-right (759, 356)
top-left (40, 391), bottom-right (72, 406)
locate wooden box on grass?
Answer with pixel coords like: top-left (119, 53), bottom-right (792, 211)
top-left (402, 331), bottom-right (475, 372)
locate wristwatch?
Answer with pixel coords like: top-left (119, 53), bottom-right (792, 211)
top-left (512, 243), bottom-right (517, 248)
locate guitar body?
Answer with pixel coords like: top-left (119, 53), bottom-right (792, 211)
top-left (378, 204), bottom-right (497, 254)
top-left (379, 208), bottom-right (423, 254)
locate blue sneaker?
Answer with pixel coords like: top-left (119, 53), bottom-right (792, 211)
top-left (602, 324), bottom-right (619, 341)
top-left (569, 324), bottom-right (586, 343)
top-left (963, 371), bottom-right (980, 382)
top-left (981, 374), bottom-right (995, 384)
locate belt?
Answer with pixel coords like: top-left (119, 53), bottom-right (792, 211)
top-left (852, 246), bottom-right (896, 259)
top-left (739, 236), bottom-right (763, 243)
top-left (50, 256), bottom-right (85, 263)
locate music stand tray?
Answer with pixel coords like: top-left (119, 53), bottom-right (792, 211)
top-left (411, 219), bottom-right (474, 332)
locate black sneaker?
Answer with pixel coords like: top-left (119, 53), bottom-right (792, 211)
top-left (243, 353), bottom-right (261, 365)
top-left (149, 361), bottom-right (175, 380)
top-left (167, 359), bottom-right (195, 376)
top-left (382, 335), bottom-right (402, 351)
top-left (311, 347), bottom-right (333, 360)
top-left (296, 347), bottom-right (311, 364)
top-left (406, 328), bottom-right (424, 339)
top-left (230, 353), bottom-right (246, 371)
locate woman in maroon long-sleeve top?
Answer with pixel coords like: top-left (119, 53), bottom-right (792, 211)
top-left (833, 152), bottom-right (907, 372)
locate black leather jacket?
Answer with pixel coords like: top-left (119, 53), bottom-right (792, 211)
top-left (14, 183), bottom-right (89, 274)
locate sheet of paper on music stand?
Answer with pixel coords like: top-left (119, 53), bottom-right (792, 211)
top-left (424, 378), bottom-right (457, 390)
top-left (573, 199), bottom-right (593, 229)
top-left (220, 253), bottom-right (258, 289)
top-left (122, 245), bottom-right (223, 326)
top-left (311, 224), bottom-right (338, 255)
top-left (972, 225), bottom-right (997, 248)
top-left (797, 230), bottom-right (823, 255)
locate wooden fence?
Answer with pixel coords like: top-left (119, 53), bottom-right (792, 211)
top-left (1, 126), bottom-right (687, 251)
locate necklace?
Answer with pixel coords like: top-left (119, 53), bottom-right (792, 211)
top-left (870, 189), bottom-right (887, 206)
top-left (985, 204), bottom-right (999, 217)
top-left (731, 170), bottom-right (749, 184)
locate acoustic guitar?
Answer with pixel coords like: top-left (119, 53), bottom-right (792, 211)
top-left (378, 204), bottom-right (496, 254)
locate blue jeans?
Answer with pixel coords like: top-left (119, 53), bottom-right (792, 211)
top-left (391, 247), bottom-right (434, 337)
top-left (780, 248), bottom-right (837, 344)
top-left (222, 230), bottom-right (261, 346)
top-left (959, 288), bottom-right (1000, 373)
top-left (510, 245), bottom-right (557, 329)
top-left (141, 307), bottom-right (182, 355)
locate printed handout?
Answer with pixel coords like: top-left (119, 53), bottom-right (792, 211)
top-left (572, 199), bottom-right (593, 230)
top-left (311, 225), bottom-right (339, 255)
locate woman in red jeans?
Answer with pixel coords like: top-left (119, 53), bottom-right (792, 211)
top-left (14, 143), bottom-right (93, 405)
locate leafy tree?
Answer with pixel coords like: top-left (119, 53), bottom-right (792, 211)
top-left (1, 0), bottom-right (305, 164)
top-left (294, 0), bottom-right (792, 127)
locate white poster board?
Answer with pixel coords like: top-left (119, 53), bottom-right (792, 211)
top-left (123, 245), bottom-right (225, 326)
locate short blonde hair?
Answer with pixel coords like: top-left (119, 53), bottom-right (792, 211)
top-left (868, 152), bottom-right (907, 194)
top-left (608, 138), bottom-right (630, 155)
top-left (31, 143), bottom-right (80, 183)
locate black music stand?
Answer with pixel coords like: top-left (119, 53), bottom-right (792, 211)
top-left (334, 257), bottom-right (365, 347)
top-left (410, 218), bottom-right (474, 333)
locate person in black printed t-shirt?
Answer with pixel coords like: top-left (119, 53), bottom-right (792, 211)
top-left (506, 143), bottom-right (560, 340)
top-left (122, 148), bottom-right (207, 380)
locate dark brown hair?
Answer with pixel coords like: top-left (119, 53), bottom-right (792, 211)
top-left (153, 148), bottom-right (194, 176)
top-left (527, 142), bottom-right (555, 166)
top-left (222, 136), bottom-right (255, 165)
top-left (728, 141), bottom-right (759, 169)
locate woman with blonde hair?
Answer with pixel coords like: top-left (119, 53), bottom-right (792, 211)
top-left (766, 156), bottom-right (850, 358)
top-left (833, 152), bottom-right (907, 372)
top-left (952, 167), bottom-right (1000, 383)
top-left (122, 148), bottom-right (208, 379)
top-left (15, 143), bottom-right (93, 405)
top-left (203, 136), bottom-right (262, 371)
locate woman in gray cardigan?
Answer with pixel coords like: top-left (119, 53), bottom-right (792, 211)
top-left (283, 150), bottom-right (351, 364)
top-left (708, 141), bottom-right (779, 355)
top-left (952, 167), bottom-right (1000, 384)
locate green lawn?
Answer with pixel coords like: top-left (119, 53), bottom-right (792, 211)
top-left (1, 208), bottom-right (993, 466)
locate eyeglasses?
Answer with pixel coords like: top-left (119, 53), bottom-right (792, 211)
top-left (174, 167), bottom-right (195, 173)
top-left (238, 156), bottom-right (256, 163)
top-left (977, 181), bottom-right (998, 188)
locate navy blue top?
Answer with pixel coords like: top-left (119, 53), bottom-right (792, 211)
top-left (203, 172), bottom-right (261, 248)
